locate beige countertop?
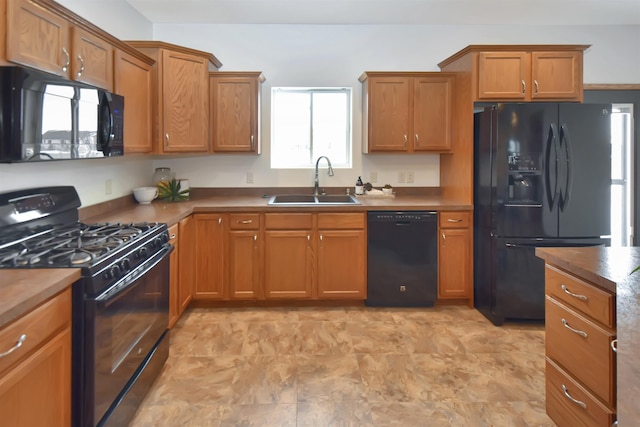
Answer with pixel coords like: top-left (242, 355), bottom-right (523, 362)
top-left (536, 246), bottom-right (640, 425)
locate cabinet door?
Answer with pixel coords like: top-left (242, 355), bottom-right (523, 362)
top-left (71, 26), bottom-right (113, 90)
top-left (438, 228), bottom-right (472, 299)
top-left (211, 75), bottom-right (259, 152)
top-left (264, 230), bottom-right (313, 299)
top-left (477, 51), bottom-right (530, 100)
top-left (367, 77), bottom-right (411, 151)
top-left (168, 224), bottom-right (180, 328)
top-left (161, 50), bottom-right (210, 152)
top-left (413, 76), bottom-right (454, 151)
top-left (178, 216), bottom-right (194, 311)
top-left (0, 329), bottom-right (71, 427)
top-left (531, 51), bottom-right (582, 101)
top-left (228, 230), bottom-right (261, 299)
top-left (114, 49), bottom-right (153, 153)
top-left (317, 230), bottom-right (366, 299)
top-left (6, 0), bottom-right (70, 77)
top-left (193, 214), bottom-right (225, 299)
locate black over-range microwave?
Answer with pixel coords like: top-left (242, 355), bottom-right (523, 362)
top-left (0, 66), bottom-right (124, 162)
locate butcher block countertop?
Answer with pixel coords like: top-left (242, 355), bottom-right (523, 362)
top-left (536, 246), bottom-right (640, 425)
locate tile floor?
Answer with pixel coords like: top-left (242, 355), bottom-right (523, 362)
top-left (129, 305), bottom-right (555, 427)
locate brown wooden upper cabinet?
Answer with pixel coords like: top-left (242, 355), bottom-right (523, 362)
top-left (438, 45), bottom-right (588, 103)
top-left (360, 72), bottom-right (455, 153)
top-left (210, 72), bottom-right (264, 154)
top-left (126, 41), bottom-right (222, 154)
top-left (6, 0), bottom-right (114, 90)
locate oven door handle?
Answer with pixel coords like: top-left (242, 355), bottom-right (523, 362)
top-left (95, 244), bottom-right (173, 306)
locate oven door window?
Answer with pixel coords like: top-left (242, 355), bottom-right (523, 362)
top-left (89, 253), bottom-right (169, 425)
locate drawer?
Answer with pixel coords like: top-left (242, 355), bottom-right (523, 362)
top-left (545, 296), bottom-right (616, 406)
top-left (317, 213), bottom-right (364, 229)
top-left (439, 211), bottom-right (470, 228)
top-left (229, 213), bottom-right (260, 230)
top-left (265, 213), bottom-right (313, 229)
top-left (0, 288), bottom-right (71, 377)
top-left (546, 265), bottom-right (614, 328)
top-left (546, 358), bottom-right (615, 427)
top-left (168, 223), bottom-right (179, 241)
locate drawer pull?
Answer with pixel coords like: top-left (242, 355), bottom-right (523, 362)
top-left (611, 339), bottom-right (617, 353)
top-left (561, 284), bottom-right (588, 301)
top-left (561, 384), bottom-right (587, 409)
top-left (562, 318), bottom-right (588, 338)
top-left (170, 233), bottom-right (176, 239)
top-left (447, 218), bottom-right (463, 223)
top-left (238, 219), bottom-right (253, 224)
top-left (0, 334), bottom-right (27, 358)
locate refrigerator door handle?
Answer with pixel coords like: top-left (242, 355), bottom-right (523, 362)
top-left (559, 124), bottom-right (573, 212)
top-left (545, 124), bottom-right (559, 210)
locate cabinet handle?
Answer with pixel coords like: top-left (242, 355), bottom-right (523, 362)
top-left (238, 219), bottom-right (253, 224)
top-left (415, 134), bottom-right (419, 143)
top-left (561, 284), bottom-right (588, 301)
top-left (561, 318), bottom-right (588, 338)
top-left (218, 217), bottom-right (222, 225)
top-left (170, 233), bottom-right (176, 239)
top-left (165, 133), bottom-right (170, 146)
top-left (521, 80), bottom-right (526, 95)
top-left (250, 134), bottom-right (254, 149)
top-left (611, 339), bottom-right (617, 353)
top-left (62, 48), bottom-right (70, 72)
top-left (403, 134), bottom-right (407, 146)
top-left (320, 234), bottom-right (323, 241)
top-left (442, 232), bottom-right (446, 241)
top-left (0, 334), bottom-right (27, 358)
top-left (76, 54), bottom-right (85, 77)
top-left (561, 384), bottom-right (587, 409)
top-left (533, 80), bottom-right (539, 96)
top-left (307, 234), bottom-right (310, 241)
top-left (447, 218), bottom-right (463, 223)
top-left (254, 234), bottom-right (257, 242)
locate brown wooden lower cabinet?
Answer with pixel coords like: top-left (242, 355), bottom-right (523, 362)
top-left (193, 213), bottom-right (226, 299)
top-left (0, 288), bottom-right (72, 427)
top-left (228, 213), bottom-right (262, 299)
top-left (437, 211), bottom-right (473, 303)
top-left (543, 264), bottom-right (616, 427)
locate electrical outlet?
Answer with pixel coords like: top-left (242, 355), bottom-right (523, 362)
top-left (370, 171), bottom-right (378, 183)
top-left (406, 171), bottom-right (414, 183)
top-left (398, 171), bottom-right (406, 183)
top-left (105, 179), bottom-right (112, 195)
top-left (246, 172), bottom-right (254, 184)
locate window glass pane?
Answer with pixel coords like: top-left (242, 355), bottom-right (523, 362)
top-left (271, 87), bottom-right (351, 169)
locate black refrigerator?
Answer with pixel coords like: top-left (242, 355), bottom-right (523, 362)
top-left (474, 103), bottom-right (611, 326)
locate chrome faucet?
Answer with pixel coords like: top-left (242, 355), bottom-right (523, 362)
top-left (313, 156), bottom-right (334, 195)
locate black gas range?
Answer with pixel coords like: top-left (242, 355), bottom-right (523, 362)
top-left (0, 186), bottom-right (172, 427)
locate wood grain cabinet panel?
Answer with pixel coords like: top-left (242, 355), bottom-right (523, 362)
top-left (477, 50), bottom-right (583, 102)
top-left (126, 41), bottom-right (221, 154)
top-left (0, 289), bottom-right (72, 427)
top-left (264, 230), bottom-right (314, 299)
top-left (542, 263), bottom-right (617, 426)
top-left (168, 224), bottom-right (180, 328)
top-left (114, 49), bottom-right (153, 153)
top-left (360, 72), bottom-right (455, 153)
top-left (438, 211), bottom-right (472, 302)
top-left (210, 72), bottom-right (263, 153)
top-left (228, 213), bottom-right (261, 299)
top-left (178, 216), bottom-right (194, 311)
top-left (317, 229), bottom-right (366, 299)
top-left (193, 214), bottom-right (226, 300)
top-left (6, 0), bottom-right (114, 90)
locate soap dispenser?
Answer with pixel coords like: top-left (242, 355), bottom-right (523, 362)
top-left (355, 176), bottom-right (364, 195)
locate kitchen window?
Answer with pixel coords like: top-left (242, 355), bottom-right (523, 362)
top-left (270, 87), bottom-right (352, 168)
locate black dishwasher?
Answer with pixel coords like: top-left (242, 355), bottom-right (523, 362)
top-left (366, 211), bottom-right (438, 307)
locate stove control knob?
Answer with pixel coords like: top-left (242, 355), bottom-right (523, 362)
top-left (160, 233), bottom-right (169, 244)
top-left (120, 258), bottom-right (131, 271)
top-left (153, 237), bottom-right (163, 248)
top-left (136, 247), bottom-right (147, 259)
top-left (110, 264), bottom-right (122, 279)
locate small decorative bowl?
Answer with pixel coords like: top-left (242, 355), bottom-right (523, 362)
top-left (133, 187), bottom-right (158, 204)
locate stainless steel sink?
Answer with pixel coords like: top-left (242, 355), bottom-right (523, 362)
top-left (267, 194), bottom-right (360, 205)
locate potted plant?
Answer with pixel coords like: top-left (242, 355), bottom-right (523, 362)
top-left (382, 184), bottom-right (393, 195)
top-left (157, 178), bottom-right (190, 202)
